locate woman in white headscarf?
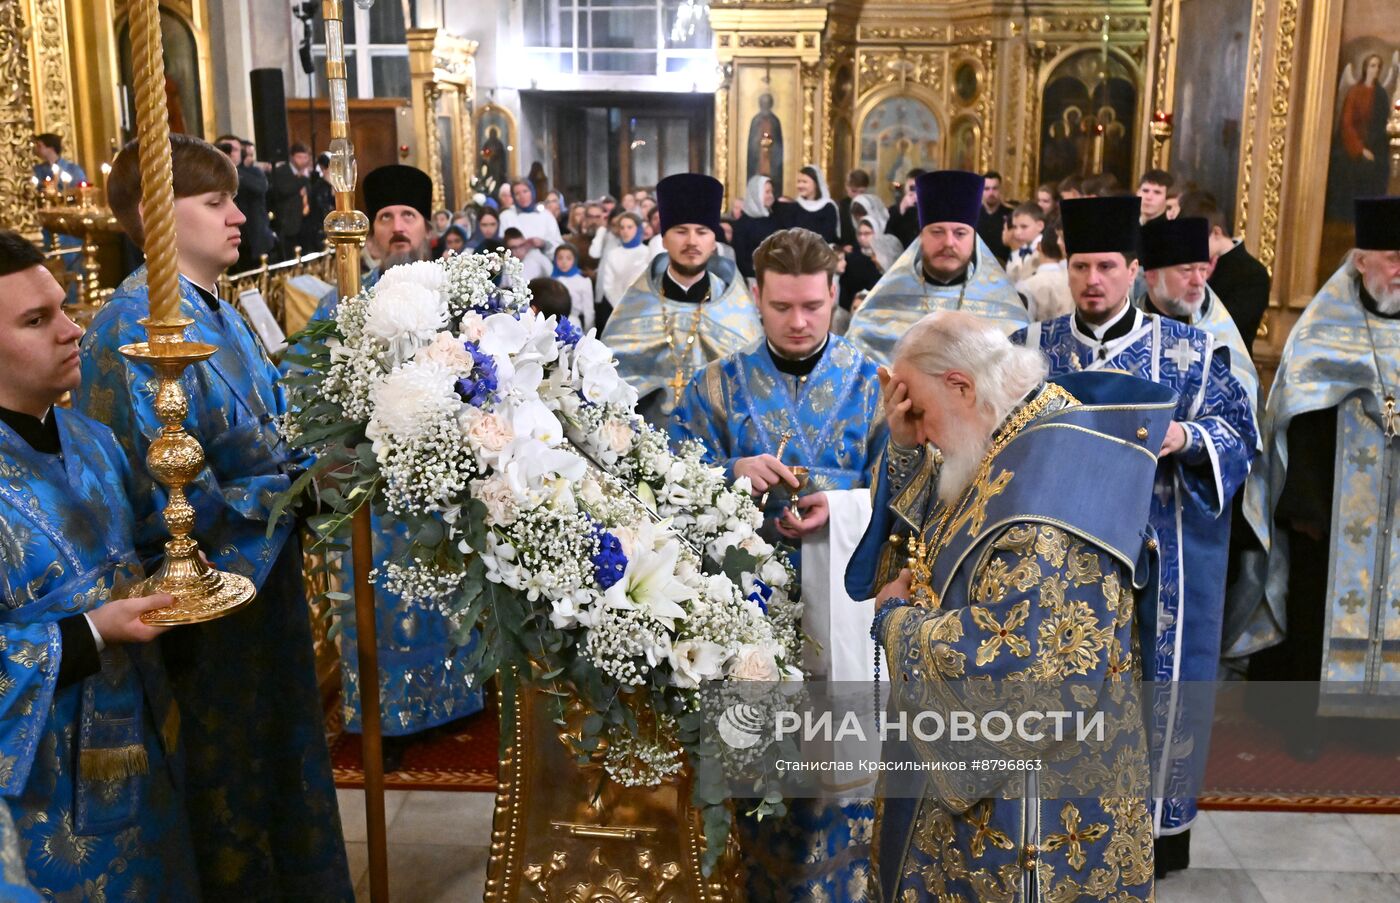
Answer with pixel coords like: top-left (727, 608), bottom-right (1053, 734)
top-left (838, 213), bottom-right (904, 317)
top-left (773, 164), bottom-right (839, 242)
top-left (848, 192), bottom-right (889, 239)
top-left (731, 175), bottom-right (781, 281)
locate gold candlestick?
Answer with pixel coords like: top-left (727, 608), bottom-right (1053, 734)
top-left (120, 0), bottom-right (254, 623)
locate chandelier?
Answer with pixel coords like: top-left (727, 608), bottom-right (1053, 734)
top-left (670, 0), bottom-right (710, 44)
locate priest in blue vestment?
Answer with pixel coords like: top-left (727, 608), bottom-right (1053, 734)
top-left (601, 173), bottom-right (763, 427)
top-left (670, 226), bottom-right (885, 900)
top-left (856, 311), bottom-right (1168, 902)
top-left (298, 163), bottom-right (484, 760)
top-left (0, 231), bottom-right (198, 899)
top-left (1012, 197), bottom-right (1257, 878)
top-left (845, 170), bottom-right (1029, 367)
top-left (74, 135), bottom-right (352, 901)
top-left (1244, 197), bottom-right (1400, 743)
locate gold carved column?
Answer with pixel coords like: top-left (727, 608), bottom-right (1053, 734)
top-left (1140, 0), bottom-right (1180, 173)
top-left (407, 27), bottom-right (477, 213)
top-left (710, 0), bottom-right (829, 203)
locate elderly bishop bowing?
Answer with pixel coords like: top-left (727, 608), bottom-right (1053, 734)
top-left (1013, 197), bottom-right (1257, 876)
top-left (1245, 197), bottom-right (1400, 736)
top-left (845, 170), bottom-right (1029, 367)
top-left (859, 311), bottom-right (1168, 902)
top-left (601, 173), bottom-right (762, 427)
top-left (670, 227), bottom-right (885, 901)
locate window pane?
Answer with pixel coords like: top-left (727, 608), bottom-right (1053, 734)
top-left (660, 118), bottom-right (689, 179)
top-left (590, 10), bottom-right (656, 49)
top-left (315, 52), bottom-right (360, 99)
top-left (629, 118), bottom-right (660, 189)
top-left (366, 1), bottom-right (404, 44)
top-left (585, 51), bottom-right (655, 74)
top-left (524, 0), bottom-right (574, 47)
top-left (524, 50), bottom-right (574, 75)
top-left (371, 55), bottom-right (410, 99)
top-left (664, 5), bottom-right (711, 50)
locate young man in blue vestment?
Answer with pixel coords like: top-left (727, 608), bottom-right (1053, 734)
top-left (601, 173), bottom-right (762, 428)
top-left (74, 136), bottom-right (352, 901)
top-left (1012, 196), bottom-right (1257, 879)
top-left (845, 169), bottom-right (1029, 367)
top-left (0, 230), bottom-right (200, 898)
top-left (671, 226), bottom-right (886, 899)
top-left (298, 163), bottom-right (485, 769)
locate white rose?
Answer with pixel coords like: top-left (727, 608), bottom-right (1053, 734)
top-left (601, 419), bottom-right (634, 455)
top-left (759, 556), bottom-right (789, 587)
top-left (728, 644), bottom-right (779, 681)
top-left (471, 473), bottom-right (520, 526)
top-left (466, 410), bottom-right (514, 454)
top-left (416, 331), bottom-right (475, 373)
top-left (459, 310), bottom-right (488, 342)
top-left (716, 492), bottom-right (739, 517)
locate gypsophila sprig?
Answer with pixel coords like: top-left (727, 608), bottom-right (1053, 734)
top-left (276, 246), bottom-right (801, 873)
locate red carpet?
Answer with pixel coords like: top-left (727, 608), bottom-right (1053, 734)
top-left (327, 690), bottom-right (1400, 810)
top-left (328, 696), bottom-right (501, 792)
top-left (1199, 695), bottom-right (1400, 814)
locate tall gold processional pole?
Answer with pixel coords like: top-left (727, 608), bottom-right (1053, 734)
top-left (320, 2), bottom-right (390, 900)
top-left (122, 0), bottom-right (256, 622)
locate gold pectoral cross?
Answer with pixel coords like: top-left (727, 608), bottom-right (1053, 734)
top-left (669, 368), bottom-right (689, 406)
top-left (1383, 395), bottom-right (1399, 442)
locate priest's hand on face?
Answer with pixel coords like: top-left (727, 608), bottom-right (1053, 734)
top-left (876, 568), bottom-right (913, 607)
top-left (88, 593), bottom-right (175, 645)
top-left (734, 455), bottom-right (800, 493)
top-left (1159, 421), bottom-right (1188, 457)
top-left (879, 366), bottom-right (919, 448)
top-left (775, 492), bottom-right (829, 539)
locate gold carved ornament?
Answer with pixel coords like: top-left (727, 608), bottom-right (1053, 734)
top-left (1, 0), bottom-right (39, 237)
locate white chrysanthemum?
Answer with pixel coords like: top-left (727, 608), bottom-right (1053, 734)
top-left (365, 359), bottom-right (460, 454)
top-left (375, 259), bottom-right (446, 296)
top-left (363, 280), bottom-right (448, 365)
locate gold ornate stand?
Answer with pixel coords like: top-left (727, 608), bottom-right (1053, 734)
top-left (120, 0), bottom-right (253, 623)
top-left (35, 203), bottom-right (121, 325)
top-left (486, 683), bottom-right (741, 903)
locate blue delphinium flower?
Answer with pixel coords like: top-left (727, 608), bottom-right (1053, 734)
top-left (555, 316), bottom-right (582, 347)
top-left (455, 342), bottom-right (500, 407)
top-left (747, 578), bottom-right (774, 614)
top-left (591, 526), bottom-right (628, 590)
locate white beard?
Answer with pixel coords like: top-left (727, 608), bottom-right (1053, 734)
top-left (935, 431), bottom-right (992, 506)
top-left (1362, 271), bottom-right (1400, 315)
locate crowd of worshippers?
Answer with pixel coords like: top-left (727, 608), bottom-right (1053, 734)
top-left (2, 120), bottom-right (1397, 901)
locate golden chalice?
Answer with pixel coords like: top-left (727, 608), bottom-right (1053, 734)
top-left (786, 464), bottom-right (810, 519)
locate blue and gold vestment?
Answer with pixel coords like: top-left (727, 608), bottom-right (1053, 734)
top-left (1015, 309), bottom-right (1257, 836)
top-left (845, 237), bottom-right (1030, 367)
top-left (600, 253), bottom-right (762, 426)
top-left (0, 409), bottom-right (197, 899)
top-left (670, 334), bottom-right (885, 901)
top-left (865, 373), bottom-right (1173, 903)
top-left (1238, 264), bottom-right (1400, 716)
top-left (76, 268), bottom-right (352, 901)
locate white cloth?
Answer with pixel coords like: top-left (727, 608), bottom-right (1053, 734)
top-left (850, 192), bottom-right (888, 235)
top-left (507, 248), bottom-right (553, 287)
top-left (741, 175), bottom-right (772, 218)
top-left (1018, 260), bottom-right (1074, 322)
top-left (596, 243), bottom-right (652, 305)
top-left (801, 488), bottom-right (876, 682)
top-left (1005, 237), bottom-right (1043, 286)
top-left (646, 234), bottom-right (665, 261)
top-left (500, 206), bottom-right (564, 255)
top-left (557, 272), bottom-right (595, 332)
top-left (589, 227), bottom-right (620, 260)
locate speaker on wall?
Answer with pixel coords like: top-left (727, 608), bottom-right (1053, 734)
top-left (249, 68), bottom-right (290, 163)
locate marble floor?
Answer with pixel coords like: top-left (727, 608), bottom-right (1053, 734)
top-left (335, 791), bottom-right (1400, 902)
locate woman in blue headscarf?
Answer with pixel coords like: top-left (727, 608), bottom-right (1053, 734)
top-left (499, 178), bottom-right (563, 254)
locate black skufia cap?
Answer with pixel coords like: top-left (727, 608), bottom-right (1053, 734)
top-left (1060, 196), bottom-right (1142, 257)
top-left (656, 173), bottom-right (724, 235)
top-left (363, 164), bottom-right (433, 222)
top-left (1140, 216), bottom-right (1210, 270)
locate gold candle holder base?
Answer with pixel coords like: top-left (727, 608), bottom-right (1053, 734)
top-left (120, 319), bottom-right (257, 625)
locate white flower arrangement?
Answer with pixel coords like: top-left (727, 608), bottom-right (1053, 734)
top-left (278, 248), bottom-right (800, 871)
